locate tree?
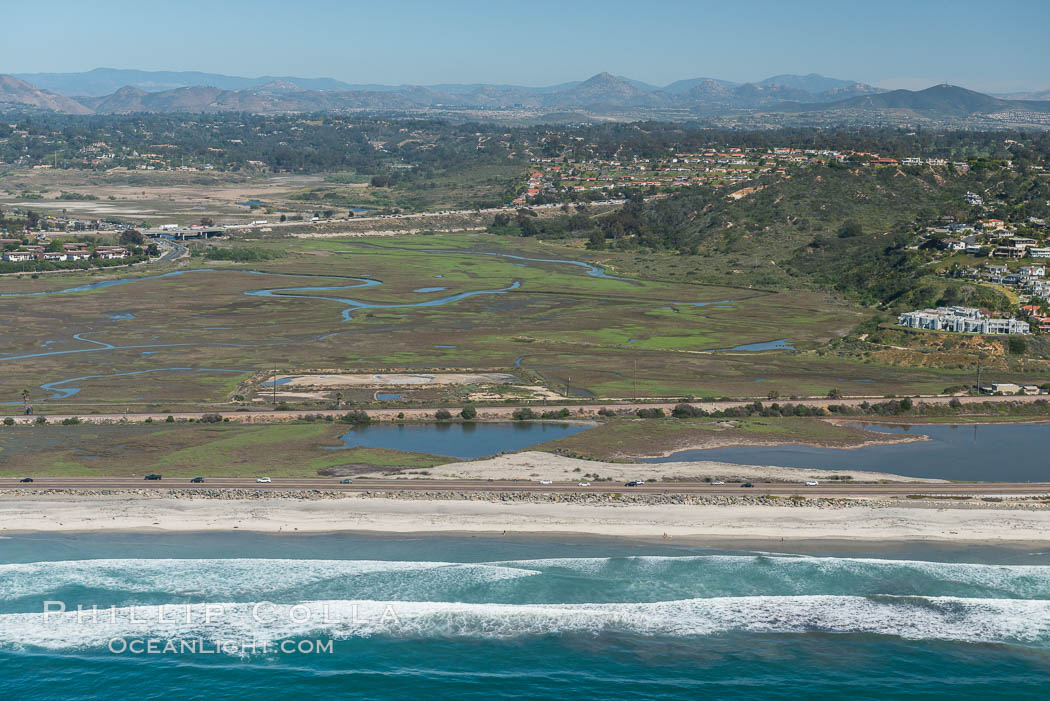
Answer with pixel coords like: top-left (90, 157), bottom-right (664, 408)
top-left (435, 408), bottom-right (453, 421)
top-left (827, 388), bottom-right (843, 399)
top-left (119, 229), bottom-right (146, 246)
top-left (199, 217), bottom-right (215, 227)
top-left (460, 405), bottom-right (477, 420)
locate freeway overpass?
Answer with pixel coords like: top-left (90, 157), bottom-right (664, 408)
top-left (143, 226), bottom-right (226, 240)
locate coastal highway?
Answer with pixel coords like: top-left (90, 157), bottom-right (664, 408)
top-left (3, 477), bottom-right (1049, 498)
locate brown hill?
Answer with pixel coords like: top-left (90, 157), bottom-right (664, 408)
top-left (0, 74), bottom-right (92, 114)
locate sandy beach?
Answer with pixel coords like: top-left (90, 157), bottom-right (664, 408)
top-left (2, 493), bottom-right (1049, 544)
top-left (367, 451), bottom-right (946, 483)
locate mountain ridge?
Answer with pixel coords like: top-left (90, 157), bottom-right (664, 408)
top-left (3, 71), bottom-right (1049, 122)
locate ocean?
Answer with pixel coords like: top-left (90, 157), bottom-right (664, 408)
top-left (1, 533), bottom-right (1048, 699)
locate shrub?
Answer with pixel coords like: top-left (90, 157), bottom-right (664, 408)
top-left (512, 407), bottom-right (537, 421)
top-left (35, 416), bottom-right (47, 425)
top-left (2, 417), bottom-right (13, 426)
top-left (949, 398), bottom-right (962, 409)
top-left (597, 408), bottom-right (616, 417)
top-left (635, 408), bottom-right (665, 419)
top-left (435, 408), bottom-right (453, 421)
top-left (144, 417), bottom-right (152, 424)
top-left (165, 415), bottom-right (175, 423)
top-left (396, 412), bottom-right (405, 419)
top-left (61, 417), bottom-right (81, 425)
top-left (672, 403), bottom-right (705, 418)
top-left (541, 408), bottom-right (571, 419)
top-left (340, 410), bottom-right (372, 426)
top-left (200, 413), bottom-right (223, 424)
top-left (460, 405), bottom-right (477, 421)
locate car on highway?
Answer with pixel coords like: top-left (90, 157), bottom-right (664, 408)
top-left (190, 477), bottom-right (205, 483)
top-left (740, 483), bottom-right (754, 488)
top-left (539, 480), bottom-right (553, 485)
top-left (339, 478), bottom-right (354, 484)
top-left (711, 480), bottom-right (725, 485)
top-left (805, 480), bottom-right (819, 486)
top-left (578, 482), bottom-right (591, 487)
top-left (19, 477), bottom-right (33, 483)
top-left (625, 480), bottom-right (645, 486)
top-left (144, 474), bottom-right (162, 481)
top-left (256, 477), bottom-right (272, 483)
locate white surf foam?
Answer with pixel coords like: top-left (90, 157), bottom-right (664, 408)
top-left (490, 555), bottom-right (1050, 597)
top-left (0, 596), bottom-right (1047, 651)
top-left (0, 559), bottom-right (539, 600)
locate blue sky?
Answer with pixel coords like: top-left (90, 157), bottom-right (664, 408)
top-left (4, 0), bottom-right (1049, 92)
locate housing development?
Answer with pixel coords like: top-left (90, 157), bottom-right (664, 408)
top-left (897, 306), bottom-right (1030, 334)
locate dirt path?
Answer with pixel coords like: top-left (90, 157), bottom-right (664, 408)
top-left (2, 393), bottom-right (1044, 426)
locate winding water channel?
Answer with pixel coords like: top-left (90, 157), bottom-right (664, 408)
top-left (0, 250), bottom-right (782, 403)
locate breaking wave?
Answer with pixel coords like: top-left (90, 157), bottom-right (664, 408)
top-left (2, 555), bottom-right (1049, 603)
top-left (0, 596), bottom-right (1048, 651)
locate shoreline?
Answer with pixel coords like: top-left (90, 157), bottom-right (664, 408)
top-left (628, 429), bottom-right (927, 460)
top-left (2, 493), bottom-right (1048, 544)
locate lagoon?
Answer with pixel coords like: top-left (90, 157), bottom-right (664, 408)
top-left (644, 422), bottom-right (1050, 481)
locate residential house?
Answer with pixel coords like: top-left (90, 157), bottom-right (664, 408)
top-left (95, 246), bottom-right (129, 260)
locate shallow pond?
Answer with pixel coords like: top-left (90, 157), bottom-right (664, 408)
top-left (331, 421), bottom-right (594, 459)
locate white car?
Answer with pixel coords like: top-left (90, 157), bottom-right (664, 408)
top-left (711, 480), bottom-right (725, 485)
top-left (539, 480), bottom-right (553, 485)
top-left (256, 477), bottom-right (272, 483)
top-left (804, 480), bottom-right (819, 486)
top-left (578, 482), bottom-right (591, 487)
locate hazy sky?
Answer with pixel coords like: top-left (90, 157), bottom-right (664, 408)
top-left (4, 0), bottom-right (1049, 92)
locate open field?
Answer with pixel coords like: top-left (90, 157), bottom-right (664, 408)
top-left (0, 422), bottom-right (451, 477)
top-left (0, 164), bottom-right (523, 225)
top-left (3, 230), bottom-right (1047, 414)
top-left (535, 416), bottom-right (916, 461)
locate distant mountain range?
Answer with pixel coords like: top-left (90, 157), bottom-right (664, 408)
top-left (2, 69), bottom-right (1050, 122)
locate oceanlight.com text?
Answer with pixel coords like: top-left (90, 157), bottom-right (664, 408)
top-left (107, 637), bottom-right (334, 655)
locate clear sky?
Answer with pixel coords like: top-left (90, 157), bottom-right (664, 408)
top-left (4, 0), bottom-right (1049, 92)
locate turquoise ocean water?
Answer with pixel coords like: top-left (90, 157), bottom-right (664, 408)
top-left (1, 533), bottom-right (1048, 699)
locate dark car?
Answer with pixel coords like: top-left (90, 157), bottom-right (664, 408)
top-left (339, 478), bottom-right (354, 484)
top-left (625, 480), bottom-right (645, 487)
top-left (144, 474), bottom-right (162, 481)
top-left (740, 482), bottom-right (754, 488)
top-left (190, 477), bottom-right (205, 483)
top-left (19, 477), bottom-right (33, 483)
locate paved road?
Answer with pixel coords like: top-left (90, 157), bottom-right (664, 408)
top-left (2, 477), bottom-right (1048, 497)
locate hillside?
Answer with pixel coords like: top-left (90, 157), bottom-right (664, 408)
top-left (590, 164), bottom-right (1045, 309)
top-left (807, 84), bottom-right (1050, 117)
top-left (0, 75), bottom-right (92, 114)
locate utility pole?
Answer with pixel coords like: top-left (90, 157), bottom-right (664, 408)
top-left (272, 363), bottom-right (277, 405)
top-left (633, 360), bottom-right (638, 398)
top-left (976, 357), bottom-right (982, 395)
